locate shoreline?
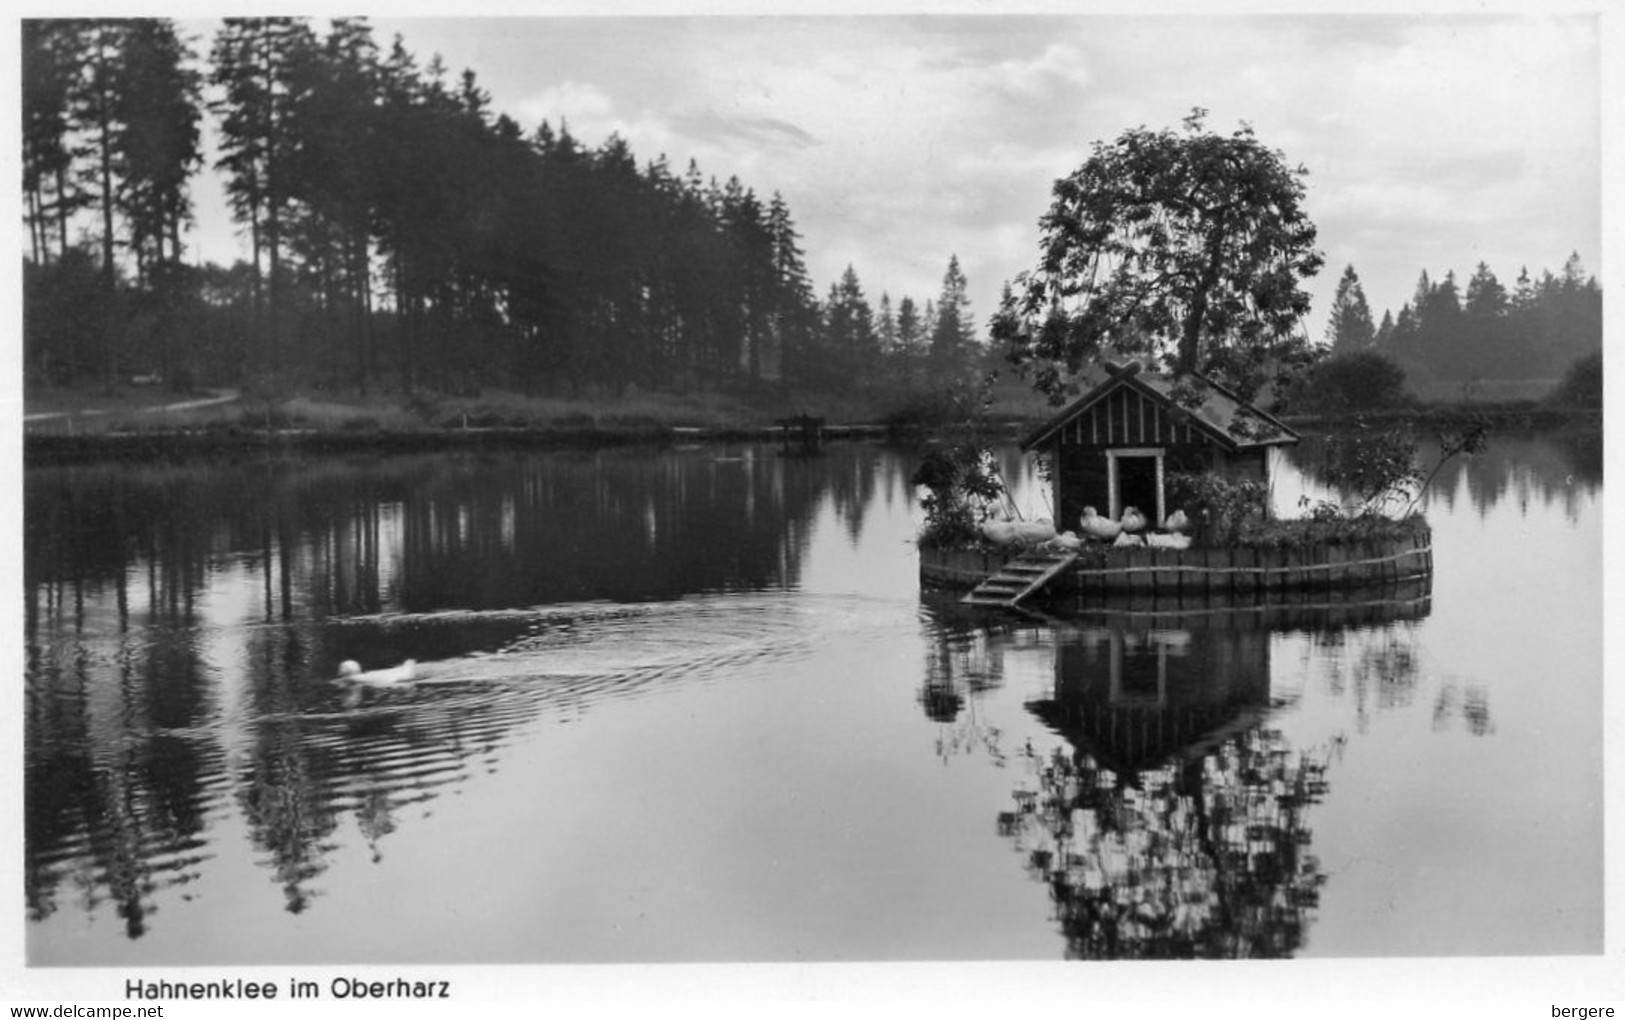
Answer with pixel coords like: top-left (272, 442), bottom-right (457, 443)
top-left (22, 403), bottom-right (1598, 467)
top-left (21, 420), bottom-right (916, 466)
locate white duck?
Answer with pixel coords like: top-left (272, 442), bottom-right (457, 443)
top-left (1163, 508), bottom-right (1191, 534)
top-left (979, 518), bottom-right (1021, 546)
top-left (1010, 518), bottom-right (1057, 545)
top-left (1043, 530), bottom-right (1083, 553)
top-left (1078, 507), bottom-right (1122, 542)
top-left (338, 659), bottom-right (418, 687)
top-left (1119, 506), bottom-right (1148, 534)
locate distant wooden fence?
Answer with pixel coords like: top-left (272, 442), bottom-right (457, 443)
top-left (921, 532), bottom-right (1433, 597)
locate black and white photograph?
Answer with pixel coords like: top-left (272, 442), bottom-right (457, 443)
top-left (9, 1), bottom-right (1619, 1006)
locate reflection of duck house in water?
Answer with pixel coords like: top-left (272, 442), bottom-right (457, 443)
top-left (1020, 360), bottom-right (1299, 532)
top-left (1026, 591), bottom-right (1432, 775)
top-left (1028, 621), bottom-right (1273, 775)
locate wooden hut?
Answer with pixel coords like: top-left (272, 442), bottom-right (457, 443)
top-left (1020, 361), bottom-right (1299, 534)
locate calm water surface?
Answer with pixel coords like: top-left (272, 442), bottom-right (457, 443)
top-left (23, 432), bottom-right (1603, 963)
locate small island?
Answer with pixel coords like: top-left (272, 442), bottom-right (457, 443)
top-left (914, 112), bottom-right (1469, 610)
top-left (917, 361), bottom-right (1437, 606)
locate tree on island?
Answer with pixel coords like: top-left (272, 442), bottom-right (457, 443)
top-left (992, 108), bottom-right (1323, 403)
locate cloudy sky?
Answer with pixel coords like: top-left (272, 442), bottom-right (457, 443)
top-left (180, 8), bottom-right (1603, 344)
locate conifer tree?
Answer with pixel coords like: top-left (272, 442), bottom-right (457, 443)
top-left (1325, 264), bottom-right (1376, 353)
top-left (928, 254), bottom-right (973, 383)
top-left (22, 20), bottom-right (85, 264)
top-left (895, 296), bottom-right (923, 392)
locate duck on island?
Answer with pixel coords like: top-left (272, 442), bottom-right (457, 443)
top-left (1078, 507), bottom-right (1122, 543)
top-left (979, 513), bottom-right (1056, 548)
top-left (1040, 530), bottom-right (1084, 553)
top-left (1119, 506), bottom-right (1148, 534)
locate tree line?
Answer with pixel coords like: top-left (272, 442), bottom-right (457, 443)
top-left (23, 17), bottom-right (983, 402)
top-left (1322, 256), bottom-right (1601, 388)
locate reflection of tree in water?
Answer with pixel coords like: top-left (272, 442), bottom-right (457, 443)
top-left (1309, 623), bottom-right (1420, 735)
top-left (25, 624), bottom-right (216, 938)
top-left (1306, 621), bottom-right (1493, 737)
top-left (1286, 430), bottom-right (1601, 523)
top-left (1433, 681), bottom-right (1494, 736)
top-left (356, 788), bottom-right (398, 864)
top-left (25, 442), bottom-right (863, 619)
top-left (1001, 729), bottom-right (1332, 959)
top-left (917, 593), bottom-right (1024, 764)
top-left (26, 443), bottom-right (886, 939)
top-left (985, 591), bottom-right (1477, 960)
top-left (997, 619), bottom-right (1331, 958)
top-left (918, 574), bottom-right (1499, 958)
top-left (230, 626), bottom-right (338, 914)
top-left (826, 447), bottom-right (882, 545)
top-left (238, 740), bottom-right (338, 914)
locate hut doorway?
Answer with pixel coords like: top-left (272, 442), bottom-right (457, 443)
top-left (1107, 448), bottom-right (1165, 526)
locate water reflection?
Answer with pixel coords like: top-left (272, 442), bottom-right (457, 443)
top-left (1003, 728), bottom-right (1331, 959)
top-left (1284, 429), bottom-right (1601, 522)
top-left (25, 591), bottom-right (829, 934)
top-left (24, 445), bottom-right (891, 933)
top-left (22, 435), bottom-right (1588, 961)
top-left (24, 446), bottom-right (909, 624)
top-left (947, 590), bottom-right (1478, 959)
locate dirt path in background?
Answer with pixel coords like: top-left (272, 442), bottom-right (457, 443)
top-left (24, 388), bottom-right (241, 423)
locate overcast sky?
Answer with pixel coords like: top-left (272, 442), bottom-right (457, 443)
top-left (177, 8), bottom-right (1602, 345)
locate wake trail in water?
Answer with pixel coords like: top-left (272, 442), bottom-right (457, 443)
top-left (177, 590), bottom-right (917, 735)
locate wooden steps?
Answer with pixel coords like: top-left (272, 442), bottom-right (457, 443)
top-left (962, 549), bottom-right (1079, 609)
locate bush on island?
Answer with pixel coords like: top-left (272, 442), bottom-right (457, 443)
top-left (1548, 350), bottom-right (1602, 410)
top-left (1290, 349), bottom-right (1410, 414)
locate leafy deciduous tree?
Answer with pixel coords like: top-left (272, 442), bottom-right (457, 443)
top-left (994, 108), bottom-right (1323, 403)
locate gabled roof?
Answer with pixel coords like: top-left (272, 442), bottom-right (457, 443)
top-left (1019, 360), bottom-right (1300, 453)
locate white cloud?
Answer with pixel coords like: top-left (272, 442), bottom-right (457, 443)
top-left (187, 14), bottom-right (1602, 345)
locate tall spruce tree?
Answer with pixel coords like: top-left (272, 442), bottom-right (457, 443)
top-left (1325, 264), bottom-right (1376, 353)
top-left (928, 254), bottom-right (973, 384)
top-left (22, 20), bottom-right (85, 265)
top-left (895, 295), bottom-right (923, 393)
top-left (210, 17), bottom-right (318, 378)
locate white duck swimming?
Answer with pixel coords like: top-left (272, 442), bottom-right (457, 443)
top-left (1119, 506), bottom-right (1148, 534)
top-left (1078, 507), bottom-right (1122, 542)
top-left (337, 659), bottom-right (418, 709)
top-left (338, 659), bottom-right (418, 687)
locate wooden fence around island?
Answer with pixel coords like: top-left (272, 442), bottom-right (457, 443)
top-left (920, 531), bottom-right (1433, 598)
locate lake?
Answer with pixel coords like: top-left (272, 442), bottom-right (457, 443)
top-left (22, 428), bottom-right (1603, 964)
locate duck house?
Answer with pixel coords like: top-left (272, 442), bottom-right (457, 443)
top-left (1020, 361), bottom-right (1299, 532)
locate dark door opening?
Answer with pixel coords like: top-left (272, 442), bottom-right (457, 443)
top-left (1115, 455), bottom-right (1162, 525)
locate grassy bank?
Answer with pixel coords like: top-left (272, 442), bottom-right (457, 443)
top-left (1280, 400), bottom-right (1601, 434)
top-left (25, 385), bottom-right (800, 434)
top-left (24, 376), bottom-right (1597, 466)
top-left (22, 382), bottom-right (988, 464)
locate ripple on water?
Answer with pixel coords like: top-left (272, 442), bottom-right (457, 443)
top-left (24, 588), bottom-right (922, 942)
